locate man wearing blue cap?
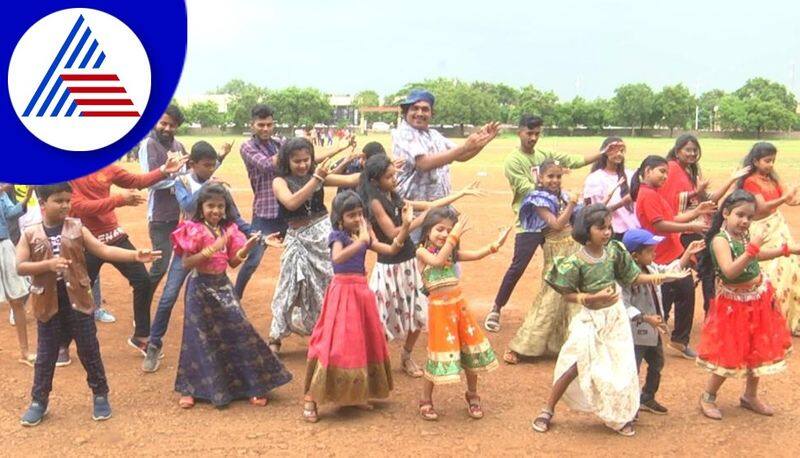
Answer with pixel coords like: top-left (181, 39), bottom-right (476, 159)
top-left (391, 89), bottom-right (500, 236)
top-left (620, 228), bottom-right (704, 416)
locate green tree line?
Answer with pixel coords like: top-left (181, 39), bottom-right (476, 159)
top-left (180, 77), bottom-right (799, 137)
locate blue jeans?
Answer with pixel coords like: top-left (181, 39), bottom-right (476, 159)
top-left (148, 220), bottom-right (179, 291)
top-left (148, 253), bottom-right (188, 348)
top-left (233, 216), bottom-right (286, 300)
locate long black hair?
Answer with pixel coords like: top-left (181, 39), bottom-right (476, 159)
top-left (358, 154), bottom-right (404, 222)
top-left (536, 158), bottom-right (568, 209)
top-left (330, 190), bottom-right (364, 230)
top-left (418, 206), bottom-right (460, 260)
top-left (276, 137), bottom-right (316, 178)
top-left (571, 203), bottom-right (611, 245)
top-left (736, 142), bottom-right (780, 189)
top-left (630, 155), bottom-right (668, 200)
top-left (590, 136), bottom-right (631, 210)
top-left (192, 183), bottom-right (237, 225)
top-left (699, 189), bottom-right (758, 282)
top-left (666, 134), bottom-right (702, 185)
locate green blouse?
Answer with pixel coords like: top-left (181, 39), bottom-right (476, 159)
top-left (710, 230), bottom-right (760, 284)
top-left (421, 254), bottom-right (459, 291)
top-left (546, 240), bottom-right (641, 294)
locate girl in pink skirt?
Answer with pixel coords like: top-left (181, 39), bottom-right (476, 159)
top-left (303, 191), bottom-right (412, 422)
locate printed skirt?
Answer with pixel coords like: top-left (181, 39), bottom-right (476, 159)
top-left (176, 272), bottom-right (292, 406)
top-left (270, 216), bottom-right (334, 339)
top-left (369, 257), bottom-right (427, 341)
top-left (553, 298), bottom-right (640, 431)
top-left (424, 286), bottom-right (498, 385)
top-left (750, 211), bottom-right (800, 334)
top-left (0, 239), bottom-right (29, 303)
top-left (508, 229), bottom-right (581, 357)
top-left (305, 274), bottom-right (393, 404)
top-left (697, 279), bottom-right (792, 378)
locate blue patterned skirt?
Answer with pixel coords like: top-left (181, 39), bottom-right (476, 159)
top-left (175, 272), bottom-right (292, 406)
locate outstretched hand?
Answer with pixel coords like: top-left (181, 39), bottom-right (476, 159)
top-left (135, 249), bottom-right (162, 263)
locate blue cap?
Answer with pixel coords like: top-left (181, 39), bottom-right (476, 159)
top-left (622, 229), bottom-right (665, 253)
top-left (399, 89), bottom-right (435, 107)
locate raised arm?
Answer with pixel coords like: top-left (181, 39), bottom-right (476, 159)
top-left (272, 172), bottom-right (325, 212)
top-left (415, 216), bottom-right (468, 267)
top-left (407, 180), bottom-right (484, 211)
top-left (83, 227), bottom-right (161, 264)
top-left (457, 226), bottom-right (512, 262)
top-left (369, 203), bottom-right (413, 256)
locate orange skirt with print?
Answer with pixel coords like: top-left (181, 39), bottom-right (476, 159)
top-left (424, 286), bottom-right (498, 385)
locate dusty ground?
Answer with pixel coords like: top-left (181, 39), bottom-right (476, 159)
top-left (1, 137), bottom-right (799, 456)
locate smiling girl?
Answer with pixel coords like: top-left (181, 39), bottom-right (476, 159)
top-left (737, 142), bottom-right (800, 336)
top-left (504, 159), bottom-right (582, 364)
top-left (582, 137), bottom-right (639, 239)
top-left (171, 183), bottom-right (291, 409)
top-left (269, 138), bottom-right (359, 352)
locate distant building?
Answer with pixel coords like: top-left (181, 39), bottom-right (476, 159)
top-left (329, 94), bottom-right (356, 125)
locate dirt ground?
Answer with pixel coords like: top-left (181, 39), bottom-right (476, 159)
top-left (1, 145), bottom-right (799, 457)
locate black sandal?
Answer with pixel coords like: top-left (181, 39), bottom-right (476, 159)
top-left (532, 408), bottom-right (554, 433)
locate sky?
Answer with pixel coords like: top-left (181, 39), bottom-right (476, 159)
top-left (177, 0), bottom-right (800, 101)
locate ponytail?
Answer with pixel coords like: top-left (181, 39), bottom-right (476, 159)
top-left (630, 155), bottom-right (668, 201)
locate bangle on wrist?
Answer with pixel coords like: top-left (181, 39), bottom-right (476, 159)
top-left (236, 250), bottom-right (247, 261)
top-left (781, 243), bottom-right (791, 257)
top-left (489, 243), bottom-right (499, 254)
top-left (312, 173), bottom-right (324, 182)
top-left (447, 234), bottom-right (459, 246)
top-left (745, 243), bottom-right (760, 257)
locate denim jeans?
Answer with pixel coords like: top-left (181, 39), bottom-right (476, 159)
top-left (233, 216), bottom-right (286, 300)
top-left (148, 253), bottom-right (188, 348)
top-left (148, 220), bottom-right (179, 291)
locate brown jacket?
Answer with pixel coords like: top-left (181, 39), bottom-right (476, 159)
top-left (23, 218), bottom-right (94, 321)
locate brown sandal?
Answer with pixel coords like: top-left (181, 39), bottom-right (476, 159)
top-left (419, 400), bottom-right (439, 421)
top-left (401, 356), bottom-right (423, 378)
top-left (503, 350), bottom-right (519, 365)
top-left (613, 421), bottom-right (635, 437)
top-left (302, 400), bottom-right (319, 423)
top-left (249, 396), bottom-right (268, 407)
top-left (465, 392), bottom-right (484, 419)
top-left (532, 408), bottom-right (554, 433)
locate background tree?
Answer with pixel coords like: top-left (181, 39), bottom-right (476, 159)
top-left (266, 87), bottom-right (332, 127)
top-left (514, 85), bottom-right (559, 125)
top-left (655, 83), bottom-right (696, 135)
top-left (184, 100), bottom-right (224, 128)
top-left (718, 78), bottom-right (798, 137)
top-left (697, 89), bottom-right (726, 130)
top-left (215, 79), bottom-right (267, 130)
top-left (612, 83), bottom-right (655, 134)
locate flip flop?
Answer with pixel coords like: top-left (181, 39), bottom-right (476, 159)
top-left (532, 408), bottom-right (554, 433)
top-left (419, 401), bottom-right (439, 421)
top-left (503, 350), bottom-right (519, 365)
top-left (484, 311), bottom-right (501, 333)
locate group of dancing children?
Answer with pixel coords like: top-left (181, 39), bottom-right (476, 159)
top-left (5, 134), bottom-right (798, 437)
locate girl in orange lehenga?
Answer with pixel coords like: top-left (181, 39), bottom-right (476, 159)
top-left (414, 207), bottom-right (510, 421)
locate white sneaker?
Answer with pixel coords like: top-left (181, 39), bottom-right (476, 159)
top-left (94, 308), bottom-right (116, 323)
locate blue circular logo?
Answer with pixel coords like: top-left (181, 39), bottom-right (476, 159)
top-left (2, 0), bottom-right (187, 183)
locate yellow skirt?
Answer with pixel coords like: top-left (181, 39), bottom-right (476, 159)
top-left (751, 211), bottom-right (800, 334)
top-left (508, 229), bottom-right (582, 357)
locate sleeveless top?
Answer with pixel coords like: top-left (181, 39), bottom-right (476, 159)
top-left (278, 175), bottom-right (327, 222)
top-left (370, 196), bottom-right (415, 264)
top-left (420, 248), bottom-right (459, 292)
top-left (710, 230), bottom-right (760, 284)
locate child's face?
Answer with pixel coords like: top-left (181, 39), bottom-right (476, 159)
top-left (192, 158), bottom-right (217, 182)
top-left (377, 165), bottom-right (397, 191)
top-left (588, 215), bottom-right (613, 246)
top-left (539, 166), bottom-right (563, 193)
top-left (201, 195), bottom-right (227, 225)
top-left (41, 192), bottom-right (71, 222)
top-left (754, 155), bottom-right (776, 175)
top-left (341, 207), bottom-right (364, 233)
top-left (632, 245), bottom-right (656, 266)
top-left (428, 218), bottom-right (455, 248)
top-left (644, 164), bottom-right (668, 188)
top-left (289, 149), bottom-right (313, 176)
top-left (723, 202), bottom-right (756, 235)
